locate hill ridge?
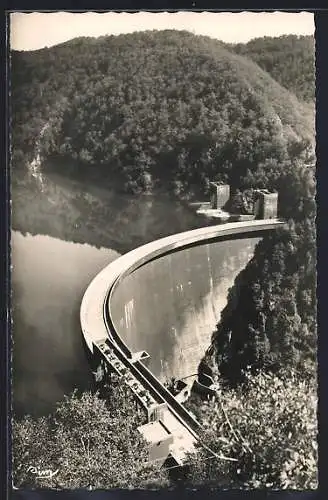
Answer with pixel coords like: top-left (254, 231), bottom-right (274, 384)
top-left (12, 29), bottom-right (314, 197)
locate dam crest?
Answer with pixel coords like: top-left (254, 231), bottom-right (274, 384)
top-left (80, 219), bottom-right (284, 465)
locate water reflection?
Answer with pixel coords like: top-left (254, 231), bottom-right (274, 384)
top-left (12, 170), bottom-right (263, 417)
top-left (11, 231), bottom-right (119, 417)
top-left (12, 170), bottom-right (213, 255)
top-left (11, 225), bottom-right (262, 417)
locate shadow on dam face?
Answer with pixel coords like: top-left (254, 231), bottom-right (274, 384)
top-left (110, 236), bottom-right (261, 383)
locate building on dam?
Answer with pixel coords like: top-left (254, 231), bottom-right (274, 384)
top-left (254, 189), bottom-right (279, 220)
top-left (195, 182), bottom-right (278, 221)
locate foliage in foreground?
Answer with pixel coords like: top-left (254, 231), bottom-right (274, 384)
top-left (13, 380), bottom-right (169, 489)
top-left (184, 370), bottom-right (318, 490)
top-left (13, 368), bottom-right (317, 491)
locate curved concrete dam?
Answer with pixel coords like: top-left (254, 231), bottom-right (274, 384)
top-left (109, 237), bottom-right (260, 383)
top-left (81, 220), bottom-right (284, 461)
top-left (81, 220), bottom-right (284, 371)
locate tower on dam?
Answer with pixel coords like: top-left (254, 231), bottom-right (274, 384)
top-left (209, 182), bottom-right (230, 210)
top-left (254, 189), bottom-right (279, 220)
top-left (196, 182), bottom-right (279, 221)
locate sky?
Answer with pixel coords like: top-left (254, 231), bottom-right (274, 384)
top-left (10, 11), bottom-right (314, 51)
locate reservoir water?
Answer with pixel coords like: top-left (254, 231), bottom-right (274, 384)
top-left (12, 170), bottom-right (261, 417)
top-left (11, 231), bottom-right (119, 417)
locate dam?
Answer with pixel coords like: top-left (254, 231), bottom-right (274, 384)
top-left (109, 237), bottom-right (261, 383)
top-left (80, 219), bottom-right (284, 465)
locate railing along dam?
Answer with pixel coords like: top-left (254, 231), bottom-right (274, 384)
top-left (80, 220), bottom-right (284, 464)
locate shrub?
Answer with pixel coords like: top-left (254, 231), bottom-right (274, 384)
top-left (12, 384), bottom-right (169, 489)
top-left (185, 370), bottom-right (317, 490)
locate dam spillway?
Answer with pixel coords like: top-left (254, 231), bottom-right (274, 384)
top-left (110, 237), bottom-right (260, 383)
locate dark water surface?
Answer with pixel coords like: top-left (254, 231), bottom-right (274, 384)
top-left (11, 231), bottom-right (119, 417)
top-left (12, 169), bottom-right (212, 255)
top-left (12, 170), bottom-right (260, 417)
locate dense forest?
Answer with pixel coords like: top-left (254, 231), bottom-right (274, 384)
top-left (184, 369), bottom-right (317, 489)
top-left (11, 30), bottom-right (317, 489)
top-left (228, 35), bottom-right (315, 103)
top-left (11, 31), bottom-right (314, 195)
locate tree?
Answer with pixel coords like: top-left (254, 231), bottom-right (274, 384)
top-left (230, 35), bottom-right (315, 102)
top-left (184, 370), bottom-right (318, 490)
top-left (12, 30), bottom-right (314, 196)
top-left (13, 380), bottom-right (169, 489)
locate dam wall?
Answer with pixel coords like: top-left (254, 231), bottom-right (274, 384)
top-left (109, 236), bottom-right (261, 383)
top-left (81, 220), bottom-right (285, 461)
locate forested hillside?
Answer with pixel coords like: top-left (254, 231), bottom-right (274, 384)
top-left (11, 30), bottom-right (314, 195)
top-left (228, 35), bottom-right (315, 102)
top-left (11, 29), bottom-right (316, 385)
top-left (201, 200), bottom-right (316, 383)
top-left (11, 29), bottom-right (317, 489)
